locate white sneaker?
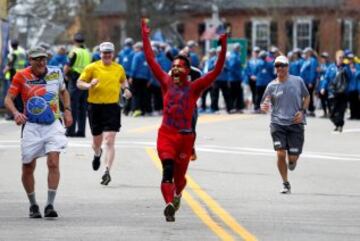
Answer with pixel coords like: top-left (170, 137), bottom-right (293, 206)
top-left (280, 182), bottom-right (291, 194)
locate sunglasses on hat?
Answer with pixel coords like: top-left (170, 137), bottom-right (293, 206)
top-left (274, 63), bottom-right (288, 68)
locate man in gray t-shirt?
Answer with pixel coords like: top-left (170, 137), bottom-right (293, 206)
top-left (261, 55), bottom-right (310, 194)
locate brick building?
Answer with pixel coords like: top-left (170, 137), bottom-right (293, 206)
top-left (94, 0), bottom-right (360, 58)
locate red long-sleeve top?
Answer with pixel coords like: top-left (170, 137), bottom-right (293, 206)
top-left (142, 22), bottom-right (227, 131)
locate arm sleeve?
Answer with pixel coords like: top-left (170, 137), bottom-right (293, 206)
top-left (79, 64), bottom-right (93, 83)
top-left (141, 21), bottom-right (168, 88)
top-left (119, 66), bottom-right (126, 84)
top-left (8, 72), bottom-right (23, 96)
top-left (192, 36), bottom-right (227, 95)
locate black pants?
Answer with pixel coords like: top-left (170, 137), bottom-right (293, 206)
top-left (200, 87), bottom-right (211, 110)
top-left (210, 81), bottom-right (231, 112)
top-left (132, 78), bottom-right (150, 114)
top-left (306, 84), bottom-right (315, 113)
top-left (229, 81), bottom-right (244, 111)
top-left (255, 86), bottom-right (266, 111)
top-left (348, 91), bottom-right (360, 119)
top-left (319, 91), bottom-right (330, 116)
top-left (249, 78), bottom-right (257, 105)
top-left (122, 77), bottom-right (133, 115)
top-left (329, 94), bottom-right (347, 127)
top-left (149, 85), bottom-right (163, 112)
top-left (67, 72), bottom-right (87, 136)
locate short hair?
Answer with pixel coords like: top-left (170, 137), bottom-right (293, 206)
top-left (173, 55), bottom-right (191, 69)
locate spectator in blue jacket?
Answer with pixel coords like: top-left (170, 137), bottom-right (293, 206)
top-left (199, 48), bottom-right (216, 112)
top-left (317, 52), bottom-right (332, 117)
top-left (300, 47), bottom-right (318, 116)
top-left (325, 50), bottom-right (352, 132)
top-left (254, 50), bottom-right (275, 112)
top-left (187, 40), bottom-right (200, 68)
top-left (291, 48), bottom-right (304, 76)
top-left (346, 53), bottom-right (360, 119)
top-left (228, 43), bottom-right (244, 112)
top-left (48, 46), bottom-right (69, 72)
top-left (117, 38), bottom-right (135, 115)
top-left (244, 46), bottom-right (261, 108)
top-left (91, 45), bottom-right (101, 62)
top-left (209, 48), bottom-right (231, 113)
top-left (129, 42), bottom-right (151, 117)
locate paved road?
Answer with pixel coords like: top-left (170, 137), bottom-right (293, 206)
top-left (0, 113), bottom-right (359, 241)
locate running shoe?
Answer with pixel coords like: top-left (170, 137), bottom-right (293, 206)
top-left (280, 182), bottom-right (291, 194)
top-left (288, 161), bottom-right (297, 171)
top-left (132, 110), bottom-right (142, 117)
top-left (92, 149), bottom-right (102, 171)
top-left (173, 195), bottom-right (181, 211)
top-left (44, 204), bottom-right (58, 218)
top-left (29, 204), bottom-right (42, 218)
top-left (100, 171), bottom-right (111, 185)
top-left (164, 203), bottom-right (176, 222)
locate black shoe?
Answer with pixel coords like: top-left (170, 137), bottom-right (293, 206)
top-left (92, 149), bottom-right (102, 171)
top-left (29, 204), bottom-right (42, 218)
top-left (75, 132), bottom-right (85, 137)
top-left (164, 203), bottom-right (176, 222)
top-left (100, 171), bottom-right (111, 185)
top-left (65, 131), bottom-right (76, 137)
top-left (44, 204), bottom-right (58, 218)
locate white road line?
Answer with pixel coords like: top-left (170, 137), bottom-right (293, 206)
top-left (0, 140), bottom-right (359, 162)
top-left (342, 128), bottom-right (360, 133)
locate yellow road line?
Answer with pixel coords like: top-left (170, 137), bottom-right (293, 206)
top-left (146, 147), bottom-right (235, 241)
top-left (187, 177), bottom-right (258, 241)
top-left (128, 114), bottom-right (254, 134)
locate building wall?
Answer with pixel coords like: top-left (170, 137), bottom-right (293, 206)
top-left (94, 0), bottom-right (360, 57)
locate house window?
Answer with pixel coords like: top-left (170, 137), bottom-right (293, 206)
top-left (252, 20), bottom-right (270, 50)
top-left (343, 20), bottom-right (353, 51)
top-left (293, 19), bottom-right (312, 49)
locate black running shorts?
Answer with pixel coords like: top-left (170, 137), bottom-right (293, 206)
top-left (270, 123), bottom-right (304, 155)
top-left (88, 103), bottom-right (121, 136)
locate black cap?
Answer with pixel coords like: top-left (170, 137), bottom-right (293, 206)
top-left (73, 33), bottom-right (85, 43)
top-left (10, 39), bottom-right (19, 48)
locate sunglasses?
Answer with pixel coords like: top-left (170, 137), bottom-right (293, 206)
top-left (274, 63), bottom-right (288, 68)
top-left (31, 56), bottom-right (47, 62)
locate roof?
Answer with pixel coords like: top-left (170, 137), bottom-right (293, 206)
top-left (94, 0), bottom-right (127, 16)
top-left (220, 0), bottom-right (342, 10)
top-left (94, 0), bottom-right (343, 16)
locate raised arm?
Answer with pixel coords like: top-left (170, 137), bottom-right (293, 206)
top-left (192, 34), bottom-right (227, 94)
top-left (141, 19), bottom-right (168, 87)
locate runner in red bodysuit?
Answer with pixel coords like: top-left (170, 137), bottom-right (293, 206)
top-left (142, 19), bottom-right (227, 222)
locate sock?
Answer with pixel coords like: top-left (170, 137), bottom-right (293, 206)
top-left (94, 148), bottom-right (102, 157)
top-left (27, 192), bottom-right (37, 206)
top-left (161, 182), bottom-right (175, 204)
top-left (46, 189), bottom-right (57, 207)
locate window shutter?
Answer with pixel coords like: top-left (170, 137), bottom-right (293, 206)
top-left (312, 19), bottom-right (320, 52)
top-left (270, 21), bottom-right (278, 47)
top-left (285, 20), bottom-right (293, 52)
top-left (352, 21), bottom-right (357, 53)
top-left (245, 21), bottom-right (252, 54)
top-left (340, 19), bottom-right (346, 50)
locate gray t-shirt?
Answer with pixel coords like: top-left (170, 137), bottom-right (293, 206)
top-left (262, 75), bottom-right (310, 126)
